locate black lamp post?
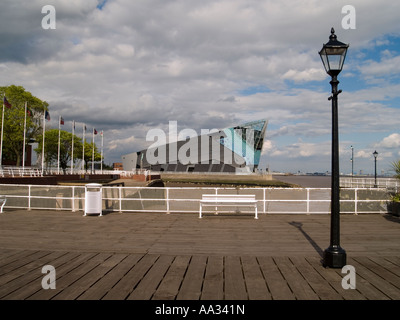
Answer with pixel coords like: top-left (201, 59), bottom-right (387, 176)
top-left (350, 145), bottom-right (354, 179)
top-left (319, 28), bottom-right (349, 268)
top-left (373, 150), bottom-right (378, 188)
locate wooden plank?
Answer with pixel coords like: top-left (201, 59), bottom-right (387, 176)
top-left (346, 257), bottom-right (391, 300)
top-left (102, 254), bottom-right (157, 300)
top-left (176, 255), bottom-right (207, 300)
top-left (290, 256), bottom-right (342, 300)
top-left (241, 256), bottom-right (271, 300)
top-left (152, 255), bottom-right (191, 300)
top-left (28, 252), bottom-right (101, 300)
top-left (0, 251), bottom-right (54, 287)
top-left (224, 256), bottom-right (248, 300)
top-left (272, 256), bottom-right (318, 300)
top-left (0, 251), bottom-right (66, 299)
top-left (128, 255), bottom-right (174, 300)
top-left (0, 249), bottom-right (25, 267)
top-left (352, 257), bottom-right (400, 299)
top-left (368, 256), bottom-right (400, 279)
top-left (257, 256), bottom-right (294, 300)
top-left (78, 254), bottom-right (143, 300)
top-left (2, 251), bottom-right (79, 300)
top-left (306, 257), bottom-right (366, 300)
top-left (52, 253), bottom-right (124, 300)
top-left (0, 251), bottom-right (50, 280)
top-left (201, 256), bottom-right (224, 300)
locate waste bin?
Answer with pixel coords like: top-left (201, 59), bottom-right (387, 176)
top-left (84, 183), bottom-right (103, 216)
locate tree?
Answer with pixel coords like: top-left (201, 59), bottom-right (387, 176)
top-left (35, 129), bottom-right (83, 173)
top-left (82, 140), bottom-right (102, 172)
top-left (0, 85), bottom-right (49, 166)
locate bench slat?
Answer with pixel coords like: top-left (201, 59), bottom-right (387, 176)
top-left (199, 194), bottom-right (257, 219)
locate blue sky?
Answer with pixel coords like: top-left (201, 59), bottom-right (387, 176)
top-left (0, 0), bottom-right (399, 175)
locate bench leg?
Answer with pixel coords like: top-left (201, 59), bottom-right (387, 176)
top-left (0, 200), bottom-right (6, 213)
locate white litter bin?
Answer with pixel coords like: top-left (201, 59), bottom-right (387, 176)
top-left (84, 183), bottom-right (103, 216)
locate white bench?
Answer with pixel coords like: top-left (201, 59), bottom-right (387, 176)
top-left (0, 196), bottom-right (6, 213)
top-left (199, 194), bottom-right (258, 219)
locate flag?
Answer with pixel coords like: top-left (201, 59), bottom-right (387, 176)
top-left (45, 110), bottom-right (50, 121)
top-left (3, 96), bottom-right (12, 109)
top-left (94, 128), bottom-right (97, 135)
top-left (26, 107), bottom-right (32, 117)
top-left (60, 117), bottom-right (64, 125)
top-left (100, 130), bottom-right (103, 136)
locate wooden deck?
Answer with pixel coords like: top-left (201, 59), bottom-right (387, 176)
top-left (0, 210), bottom-right (400, 302)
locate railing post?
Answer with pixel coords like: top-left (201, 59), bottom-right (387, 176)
top-left (354, 188), bottom-right (358, 215)
top-left (28, 185), bottom-right (31, 211)
top-left (306, 188), bottom-right (310, 215)
top-left (119, 186), bottom-right (122, 213)
top-left (166, 187), bottom-right (170, 214)
top-left (72, 186), bottom-right (75, 212)
top-left (263, 188), bottom-right (266, 214)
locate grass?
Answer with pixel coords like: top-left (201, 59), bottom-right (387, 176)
top-left (160, 173), bottom-right (296, 188)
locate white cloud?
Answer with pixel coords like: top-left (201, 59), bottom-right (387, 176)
top-left (377, 133), bottom-right (400, 149)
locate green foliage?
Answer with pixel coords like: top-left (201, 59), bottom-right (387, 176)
top-left (35, 129), bottom-right (102, 172)
top-left (392, 159), bottom-right (400, 180)
top-left (392, 193), bottom-right (400, 203)
top-left (35, 129), bottom-right (84, 172)
top-left (0, 85), bottom-right (49, 165)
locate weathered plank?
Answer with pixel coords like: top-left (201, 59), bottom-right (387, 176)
top-left (272, 256), bottom-right (318, 300)
top-left (306, 256), bottom-right (366, 300)
top-left (290, 256), bottom-right (342, 300)
top-left (224, 256), bottom-right (248, 300)
top-left (176, 255), bottom-right (207, 300)
top-left (1, 251), bottom-right (74, 300)
top-left (241, 256), bottom-right (271, 300)
top-left (152, 255), bottom-right (191, 300)
top-left (102, 254), bottom-right (157, 300)
top-left (28, 252), bottom-right (101, 300)
top-left (201, 256), bottom-right (224, 300)
top-left (78, 254), bottom-right (143, 300)
top-left (257, 256), bottom-right (294, 300)
top-left (128, 255), bottom-right (174, 300)
top-left (352, 257), bottom-right (400, 300)
top-left (52, 253), bottom-right (125, 300)
top-left (346, 257), bottom-right (391, 300)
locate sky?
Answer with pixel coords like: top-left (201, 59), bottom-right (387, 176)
top-left (0, 0), bottom-right (399, 175)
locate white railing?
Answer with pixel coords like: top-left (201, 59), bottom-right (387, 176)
top-left (0, 184), bottom-right (392, 215)
top-left (341, 177), bottom-right (399, 192)
top-left (0, 166), bottom-right (134, 178)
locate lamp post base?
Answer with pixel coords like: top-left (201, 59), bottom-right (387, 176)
top-left (323, 246), bottom-right (346, 268)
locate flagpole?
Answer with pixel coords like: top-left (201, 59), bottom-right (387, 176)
top-left (22, 102), bottom-right (28, 172)
top-left (0, 94), bottom-right (5, 167)
top-left (42, 112), bottom-right (46, 176)
top-left (71, 121), bottom-right (74, 174)
top-left (101, 131), bottom-right (103, 174)
top-left (92, 128), bottom-right (95, 174)
top-left (57, 115), bottom-right (61, 174)
top-left (82, 124), bottom-right (85, 172)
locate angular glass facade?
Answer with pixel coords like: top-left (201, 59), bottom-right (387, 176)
top-left (220, 119), bottom-right (268, 170)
